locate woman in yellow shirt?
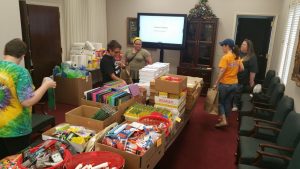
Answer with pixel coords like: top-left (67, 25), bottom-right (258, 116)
top-left (214, 39), bottom-right (244, 127)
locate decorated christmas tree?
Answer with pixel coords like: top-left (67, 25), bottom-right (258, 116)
top-left (188, 0), bottom-right (216, 20)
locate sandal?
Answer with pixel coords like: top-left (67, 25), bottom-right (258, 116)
top-left (215, 122), bottom-right (228, 128)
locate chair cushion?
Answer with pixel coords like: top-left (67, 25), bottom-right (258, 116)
top-left (238, 164), bottom-right (261, 169)
top-left (240, 116), bottom-right (255, 136)
top-left (241, 94), bottom-right (253, 103)
top-left (240, 102), bottom-right (254, 116)
top-left (239, 136), bottom-right (286, 169)
top-left (31, 114), bottom-right (55, 133)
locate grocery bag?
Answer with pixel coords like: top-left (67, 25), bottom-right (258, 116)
top-left (204, 88), bottom-right (219, 115)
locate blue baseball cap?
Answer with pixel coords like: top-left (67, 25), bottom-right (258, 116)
top-left (219, 39), bottom-right (235, 48)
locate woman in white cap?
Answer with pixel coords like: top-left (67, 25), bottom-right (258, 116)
top-left (213, 39), bottom-right (244, 128)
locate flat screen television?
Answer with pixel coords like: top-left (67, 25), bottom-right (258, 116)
top-left (137, 13), bottom-right (187, 49)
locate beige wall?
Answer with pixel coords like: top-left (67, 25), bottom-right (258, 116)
top-left (271, 0), bottom-right (300, 112)
top-left (0, 0), bottom-right (23, 65)
top-left (106, 0), bottom-right (282, 76)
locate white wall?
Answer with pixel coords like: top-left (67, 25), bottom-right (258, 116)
top-left (106, 0), bottom-right (282, 76)
top-left (271, 0), bottom-right (300, 112)
top-left (0, 0), bottom-right (23, 65)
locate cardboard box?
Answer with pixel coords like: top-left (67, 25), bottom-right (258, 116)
top-left (95, 136), bottom-right (165, 169)
top-left (55, 75), bottom-right (92, 106)
top-left (65, 105), bottom-right (116, 132)
top-left (155, 74), bottom-right (187, 94)
top-left (154, 92), bottom-right (187, 107)
top-left (81, 98), bottom-right (102, 108)
top-left (42, 123), bottom-right (95, 152)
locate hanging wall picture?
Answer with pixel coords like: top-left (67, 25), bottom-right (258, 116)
top-left (127, 17), bottom-right (137, 45)
top-left (292, 31), bottom-right (300, 86)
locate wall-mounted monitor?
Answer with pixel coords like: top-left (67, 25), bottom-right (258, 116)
top-left (137, 13), bottom-right (187, 50)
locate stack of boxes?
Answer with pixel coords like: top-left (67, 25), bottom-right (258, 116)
top-left (154, 75), bottom-right (188, 126)
top-left (138, 62), bottom-right (170, 99)
top-left (186, 76), bottom-right (203, 110)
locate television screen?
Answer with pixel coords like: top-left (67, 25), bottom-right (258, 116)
top-left (137, 13), bottom-right (187, 49)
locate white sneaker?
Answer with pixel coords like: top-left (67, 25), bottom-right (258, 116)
top-left (232, 106), bottom-right (238, 111)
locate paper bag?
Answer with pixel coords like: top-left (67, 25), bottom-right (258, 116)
top-left (204, 88), bottom-right (219, 115)
top-left (120, 66), bottom-right (133, 84)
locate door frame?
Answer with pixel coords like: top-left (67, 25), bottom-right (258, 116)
top-left (232, 13), bottom-right (278, 71)
top-left (25, 0), bottom-right (66, 62)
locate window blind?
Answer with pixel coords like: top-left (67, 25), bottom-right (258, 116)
top-left (278, 0), bottom-right (300, 84)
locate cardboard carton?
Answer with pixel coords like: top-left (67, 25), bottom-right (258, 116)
top-left (155, 74), bottom-right (187, 94)
top-left (81, 98), bottom-right (102, 108)
top-left (55, 75), bottom-right (92, 106)
top-left (65, 105), bottom-right (116, 132)
top-left (95, 135), bottom-right (165, 169)
top-left (154, 92), bottom-right (187, 108)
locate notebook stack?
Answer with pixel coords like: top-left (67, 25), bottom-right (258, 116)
top-left (84, 86), bottom-right (131, 107)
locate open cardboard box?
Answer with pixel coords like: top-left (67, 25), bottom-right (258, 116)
top-left (95, 132), bottom-right (165, 169)
top-left (42, 123), bottom-right (95, 152)
top-left (81, 98), bottom-right (102, 108)
top-left (155, 74), bottom-right (187, 94)
top-left (65, 105), bottom-right (117, 132)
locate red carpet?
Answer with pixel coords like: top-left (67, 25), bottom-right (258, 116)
top-left (155, 97), bottom-right (238, 169)
top-left (46, 97), bottom-right (238, 169)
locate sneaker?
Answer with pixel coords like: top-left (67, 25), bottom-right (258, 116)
top-left (232, 106), bottom-right (238, 111)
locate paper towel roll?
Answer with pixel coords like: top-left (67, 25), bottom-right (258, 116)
top-left (70, 49), bottom-right (83, 55)
top-left (84, 41), bottom-right (95, 51)
top-left (92, 43), bottom-right (103, 51)
top-left (83, 50), bottom-right (95, 56)
top-left (70, 46), bottom-right (84, 50)
top-left (78, 55), bottom-right (88, 67)
top-left (72, 42), bottom-right (85, 47)
top-left (70, 55), bottom-right (79, 66)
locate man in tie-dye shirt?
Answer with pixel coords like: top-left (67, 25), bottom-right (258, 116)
top-left (0, 39), bottom-right (56, 159)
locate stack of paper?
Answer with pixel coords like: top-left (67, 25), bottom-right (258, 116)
top-left (139, 62), bottom-right (169, 83)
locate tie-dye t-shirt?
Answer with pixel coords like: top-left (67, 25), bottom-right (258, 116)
top-left (0, 60), bottom-right (34, 137)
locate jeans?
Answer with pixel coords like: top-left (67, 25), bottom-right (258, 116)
top-left (218, 83), bottom-right (238, 117)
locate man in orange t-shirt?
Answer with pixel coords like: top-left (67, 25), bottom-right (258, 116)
top-left (213, 39), bottom-right (244, 128)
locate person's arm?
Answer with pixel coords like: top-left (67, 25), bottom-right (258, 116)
top-left (143, 49), bottom-right (152, 65)
top-left (110, 73), bottom-right (126, 84)
top-left (249, 56), bottom-right (258, 87)
top-left (146, 56), bottom-right (152, 64)
top-left (214, 68), bottom-right (226, 88)
top-left (21, 79), bottom-right (56, 107)
top-left (239, 59), bottom-right (244, 72)
top-left (250, 72), bottom-right (256, 87)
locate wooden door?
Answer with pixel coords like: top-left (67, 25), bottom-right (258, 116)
top-left (27, 4), bottom-right (62, 87)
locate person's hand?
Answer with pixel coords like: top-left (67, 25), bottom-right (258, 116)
top-left (42, 77), bottom-right (56, 88)
top-left (120, 79), bottom-right (127, 85)
top-left (213, 85), bottom-right (218, 90)
top-left (3, 154), bottom-right (21, 162)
